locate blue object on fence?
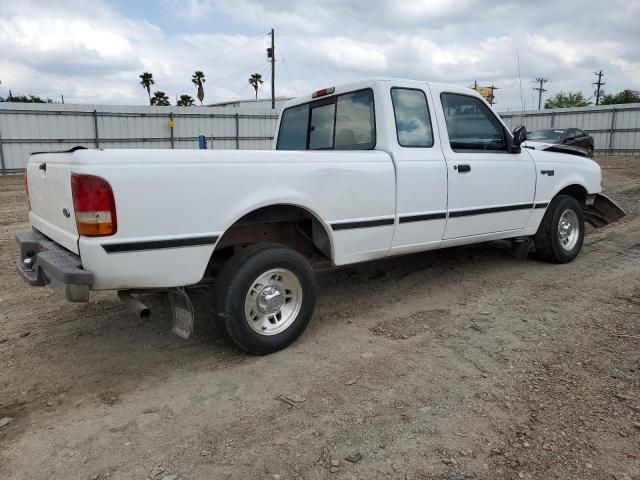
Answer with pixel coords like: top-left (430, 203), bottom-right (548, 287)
top-left (198, 135), bottom-right (207, 149)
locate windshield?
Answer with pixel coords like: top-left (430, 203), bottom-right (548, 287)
top-left (528, 129), bottom-right (564, 141)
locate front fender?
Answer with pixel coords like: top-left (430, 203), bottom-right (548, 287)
top-left (583, 193), bottom-right (626, 228)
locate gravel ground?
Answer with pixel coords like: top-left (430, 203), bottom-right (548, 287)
top-left (1, 156), bottom-right (639, 480)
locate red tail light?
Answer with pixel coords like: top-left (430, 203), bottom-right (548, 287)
top-left (71, 174), bottom-right (117, 236)
top-left (312, 87), bottom-right (335, 98)
top-left (24, 171), bottom-right (31, 210)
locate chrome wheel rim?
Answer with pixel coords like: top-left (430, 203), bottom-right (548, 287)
top-left (558, 209), bottom-right (580, 251)
top-left (244, 268), bottom-right (302, 336)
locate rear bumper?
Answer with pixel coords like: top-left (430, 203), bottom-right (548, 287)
top-left (16, 230), bottom-right (93, 302)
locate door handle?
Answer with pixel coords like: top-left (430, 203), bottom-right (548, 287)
top-left (455, 164), bottom-right (471, 173)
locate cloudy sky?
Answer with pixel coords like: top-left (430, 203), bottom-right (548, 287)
top-left (0, 0), bottom-right (638, 111)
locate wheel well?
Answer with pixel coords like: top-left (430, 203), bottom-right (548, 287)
top-left (212, 205), bottom-right (333, 267)
top-left (556, 184), bottom-right (588, 205)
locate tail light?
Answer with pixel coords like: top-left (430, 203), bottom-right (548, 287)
top-left (71, 174), bottom-right (117, 236)
top-left (312, 87), bottom-right (335, 98)
top-left (24, 171), bottom-right (31, 210)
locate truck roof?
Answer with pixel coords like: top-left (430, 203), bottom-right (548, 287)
top-left (282, 77), bottom-right (478, 110)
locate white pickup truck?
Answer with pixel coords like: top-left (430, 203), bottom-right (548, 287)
top-left (17, 78), bottom-right (624, 354)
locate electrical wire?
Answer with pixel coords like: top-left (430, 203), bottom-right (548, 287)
top-left (174, 62), bottom-right (270, 95)
top-left (229, 63), bottom-right (271, 101)
top-left (278, 50), bottom-right (298, 95)
top-left (152, 32), bottom-right (271, 84)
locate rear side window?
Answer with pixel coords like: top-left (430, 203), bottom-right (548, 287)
top-left (277, 104), bottom-right (308, 150)
top-left (309, 103), bottom-right (336, 149)
top-left (276, 88), bottom-right (375, 150)
top-left (391, 88), bottom-right (434, 147)
top-left (334, 90), bottom-right (375, 149)
top-left (441, 93), bottom-right (506, 151)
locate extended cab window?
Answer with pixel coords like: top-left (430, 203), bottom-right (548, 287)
top-left (441, 93), bottom-right (506, 151)
top-left (277, 103), bottom-right (309, 150)
top-left (391, 88), bottom-right (434, 147)
top-left (276, 89), bottom-right (375, 150)
top-left (309, 102), bottom-right (335, 149)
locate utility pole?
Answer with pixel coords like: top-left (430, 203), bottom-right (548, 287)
top-left (488, 85), bottom-right (498, 106)
top-left (593, 70), bottom-right (605, 105)
top-left (269, 28), bottom-right (275, 110)
top-left (531, 77), bottom-right (549, 109)
top-left (61, 94), bottom-right (64, 104)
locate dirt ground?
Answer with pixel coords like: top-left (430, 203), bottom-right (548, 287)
top-left (1, 156), bottom-right (639, 480)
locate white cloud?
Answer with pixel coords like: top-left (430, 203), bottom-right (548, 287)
top-left (318, 38), bottom-right (387, 71)
top-left (0, 0), bottom-right (637, 110)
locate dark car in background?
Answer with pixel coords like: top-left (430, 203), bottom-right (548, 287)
top-left (525, 128), bottom-right (594, 155)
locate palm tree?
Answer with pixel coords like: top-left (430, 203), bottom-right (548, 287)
top-left (139, 72), bottom-right (155, 105)
top-left (177, 94), bottom-right (195, 106)
top-left (248, 73), bottom-right (263, 99)
top-left (150, 91), bottom-right (170, 106)
top-left (191, 71), bottom-right (206, 104)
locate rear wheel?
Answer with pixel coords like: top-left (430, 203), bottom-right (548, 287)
top-left (534, 195), bottom-right (585, 263)
top-left (213, 243), bottom-right (316, 355)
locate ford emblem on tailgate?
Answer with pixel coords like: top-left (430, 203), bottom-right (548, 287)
top-left (62, 208), bottom-right (71, 218)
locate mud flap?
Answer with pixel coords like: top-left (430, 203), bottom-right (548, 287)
top-left (583, 193), bottom-right (626, 228)
top-left (168, 287), bottom-right (194, 340)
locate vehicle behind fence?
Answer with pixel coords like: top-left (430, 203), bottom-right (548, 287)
top-left (500, 103), bottom-right (640, 155)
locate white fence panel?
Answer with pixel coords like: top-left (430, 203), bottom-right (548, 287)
top-left (500, 103), bottom-right (640, 154)
top-left (0, 103), bottom-right (280, 174)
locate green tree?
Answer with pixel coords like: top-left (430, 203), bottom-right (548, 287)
top-left (248, 73), bottom-right (263, 99)
top-left (150, 91), bottom-right (170, 106)
top-left (176, 94), bottom-right (195, 106)
top-left (544, 91), bottom-right (591, 109)
top-left (0, 94), bottom-right (54, 103)
top-left (600, 89), bottom-right (640, 105)
top-left (139, 72), bottom-right (155, 105)
top-left (191, 71), bottom-right (206, 104)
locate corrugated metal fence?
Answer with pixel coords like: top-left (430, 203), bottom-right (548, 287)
top-left (500, 103), bottom-right (640, 154)
top-left (2, 101), bottom-right (639, 174)
top-left (0, 103), bottom-right (280, 174)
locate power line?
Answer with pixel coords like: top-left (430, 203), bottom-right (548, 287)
top-left (174, 62), bottom-right (269, 94)
top-left (531, 77), bottom-right (549, 109)
top-left (279, 53), bottom-right (298, 95)
top-left (230, 63), bottom-right (271, 100)
top-left (152, 33), bottom-right (271, 84)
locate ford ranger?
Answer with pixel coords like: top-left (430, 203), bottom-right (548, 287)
top-left (16, 78), bottom-right (624, 354)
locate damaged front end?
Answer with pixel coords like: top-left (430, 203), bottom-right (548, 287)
top-left (583, 194), bottom-right (626, 228)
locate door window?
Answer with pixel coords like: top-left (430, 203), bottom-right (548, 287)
top-left (391, 88), bottom-right (434, 147)
top-left (440, 93), bottom-right (506, 151)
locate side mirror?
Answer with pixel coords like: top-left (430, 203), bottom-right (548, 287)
top-left (512, 125), bottom-right (527, 147)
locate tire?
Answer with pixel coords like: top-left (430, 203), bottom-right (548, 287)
top-left (534, 195), bottom-right (585, 263)
top-left (587, 145), bottom-right (594, 157)
top-left (213, 243), bottom-right (316, 355)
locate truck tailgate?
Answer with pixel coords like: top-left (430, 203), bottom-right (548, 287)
top-left (26, 152), bottom-right (79, 254)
